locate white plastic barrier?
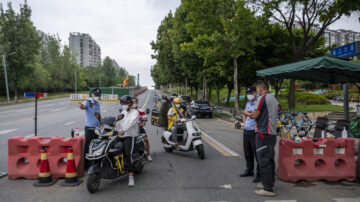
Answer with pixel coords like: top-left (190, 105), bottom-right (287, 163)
top-left (70, 94), bottom-right (89, 101)
top-left (101, 94), bottom-right (118, 101)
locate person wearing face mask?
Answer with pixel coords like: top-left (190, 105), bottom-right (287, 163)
top-left (167, 97), bottom-right (185, 149)
top-left (79, 88), bottom-right (102, 170)
top-left (116, 95), bottom-right (139, 187)
top-left (240, 86), bottom-right (261, 183)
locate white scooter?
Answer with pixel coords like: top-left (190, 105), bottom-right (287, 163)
top-left (161, 115), bottom-right (205, 159)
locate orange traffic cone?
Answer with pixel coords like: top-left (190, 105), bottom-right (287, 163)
top-left (61, 148), bottom-right (83, 186)
top-left (34, 148), bottom-right (57, 186)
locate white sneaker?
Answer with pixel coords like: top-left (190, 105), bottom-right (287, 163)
top-left (147, 155), bottom-right (152, 162)
top-left (254, 189), bottom-right (276, 197)
top-left (128, 176), bottom-right (135, 187)
top-left (257, 184), bottom-right (275, 190)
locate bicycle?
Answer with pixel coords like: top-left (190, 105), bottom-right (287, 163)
top-left (295, 112), bottom-right (313, 137)
top-left (276, 112), bottom-right (292, 138)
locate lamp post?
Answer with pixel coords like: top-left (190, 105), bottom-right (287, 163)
top-left (2, 52), bottom-right (15, 103)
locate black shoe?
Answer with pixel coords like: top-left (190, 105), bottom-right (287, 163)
top-left (252, 175), bottom-right (261, 183)
top-left (239, 171), bottom-right (254, 177)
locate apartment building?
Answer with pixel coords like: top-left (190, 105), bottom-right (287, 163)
top-left (324, 29), bottom-right (360, 47)
top-left (69, 32), bottom-right (102, 67)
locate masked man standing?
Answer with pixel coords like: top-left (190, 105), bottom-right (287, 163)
top-left (79, 88), bottom-right (102, 169)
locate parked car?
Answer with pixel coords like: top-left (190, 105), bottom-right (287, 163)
top-left (187, 100), bottom-right (214, 118)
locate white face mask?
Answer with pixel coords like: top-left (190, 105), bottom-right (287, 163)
top-left (122, 105), bottom-right (129, 110)
top-left (175, 104), bottom-right (181, 108)
top-left (93, 97), bottom-right (100, 102)
top-left (132, 104), bottom-right (138, 108)
top-left (247, 94), bottom-right (255, 101)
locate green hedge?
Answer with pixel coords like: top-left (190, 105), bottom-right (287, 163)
top-left (295, 92), bottom-right (329, 105)
top-left (281, 92), bottom-right (329, 105)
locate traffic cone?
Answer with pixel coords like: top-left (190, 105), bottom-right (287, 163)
top-left (61, 148), bottom-right (83, 186)
top-left (34, 148), bottom-right (57, 186)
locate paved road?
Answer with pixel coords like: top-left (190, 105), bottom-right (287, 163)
top-left (0, 90), bottom-right (359, 202)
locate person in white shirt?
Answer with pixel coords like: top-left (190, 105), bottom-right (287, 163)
top-left (116, 95), bottom-right (139, 187)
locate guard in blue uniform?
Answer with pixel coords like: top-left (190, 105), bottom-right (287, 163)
top-left (79, 88), bottom-right (102, 169)
top-left (240, 86), bottom-right (261, 183)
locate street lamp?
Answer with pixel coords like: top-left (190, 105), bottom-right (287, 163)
top-left (2, 52), bottom-right (15, 103)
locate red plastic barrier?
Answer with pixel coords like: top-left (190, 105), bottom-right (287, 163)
top-left (8, 136), bottom-right (85, 180)
top-left (278, 138), bottom-right (356, 182)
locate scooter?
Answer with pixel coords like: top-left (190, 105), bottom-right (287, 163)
top-left (161, 115), bottom-right (205, 159)
top-left (85, 117), bottom-right (147, 193)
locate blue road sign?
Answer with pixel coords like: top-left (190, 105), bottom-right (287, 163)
top-left (24, 92), bottom-right (35, 97)
top-left (330, 42), bottom-right (359, 58)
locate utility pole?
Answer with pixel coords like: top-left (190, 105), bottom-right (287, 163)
top-left (2, 52), bottom-right (15, 103)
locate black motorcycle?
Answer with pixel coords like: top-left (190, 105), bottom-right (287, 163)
top-left (85, 117), bottom-right (147, 193)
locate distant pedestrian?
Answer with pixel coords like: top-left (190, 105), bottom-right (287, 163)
top-left (153, 94), bottom-right (158, 106)
top-left (79, 88), bottom-right (102, 170)
top-left (159, 96), bottom-right (170, 130)
top-left (240, 86), bottom-right (261, 183)
top-left (249, 81), bottom-right (279, 197)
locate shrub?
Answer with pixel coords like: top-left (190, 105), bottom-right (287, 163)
top-left (295, 92), bottom-right (329, 105)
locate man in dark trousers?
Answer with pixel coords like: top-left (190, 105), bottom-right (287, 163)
top-left (240, 86), bottom-right (261, 183)
top-left (249, 81), bottom-right (278, 197)
top-left (79, 88), bottom-right (102, 169)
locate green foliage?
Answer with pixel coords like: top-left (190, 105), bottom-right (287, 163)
top-left (281, 92), bottom-right (329, 105)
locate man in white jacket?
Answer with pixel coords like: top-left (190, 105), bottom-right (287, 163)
top-left (116, 95), bottom-right (139, 187)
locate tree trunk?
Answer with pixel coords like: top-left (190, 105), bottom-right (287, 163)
top-left (195, 87), bottom-right (199, 99)
top-left (185, 77), bottom-right (188, 96)
top-left (208, 85), bottom-right (212, 101)
top-left (275, 88), bottom-right (280, 99)
top-left (217, 87), bottom-right (220, 104)
top-left (14, 88), bottom-right (18, 103)
top-left (203, 73), bottom-right (207, 100)
top-left (190, 86), bottom-right (193, 97)
top-left (288, 79), bottom-right (296, 110)
top-left (227, 86), bottom-right (232, 105)
top-left (233, 57), bottom-right (239, 115)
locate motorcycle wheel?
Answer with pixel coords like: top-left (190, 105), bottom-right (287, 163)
top-left (87, 173), bottom-right (101, 193)
top-left (134, 161), bottom-right (145, 174)
top-left (234, 122), bottom-right (241, 129)
top-left (196, 144), bottom-right (205, 159)
top-left (164, 147), bottom-right (174, 153)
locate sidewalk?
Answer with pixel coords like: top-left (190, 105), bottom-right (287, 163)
top-left (196, 117), bottom-right (360, 202)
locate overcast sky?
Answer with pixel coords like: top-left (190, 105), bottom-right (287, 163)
top-left (2, 0), bottom-right (359, 87)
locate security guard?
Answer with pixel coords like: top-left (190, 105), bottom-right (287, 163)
top-left (79, 88), bottom-right (102, 169)
top-left (240, 86), bottom-right (261, 183)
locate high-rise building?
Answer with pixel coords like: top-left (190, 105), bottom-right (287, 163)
top-left (324, 29), bottom-right (360, 47)
top-left (69, 32), bottom-right (101, 67)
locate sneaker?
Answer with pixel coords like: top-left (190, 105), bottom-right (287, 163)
top-left (254, 189), bottom-right (276, 197)
top-left (256, 184), bottom-right (275, 190)
top-left (128, 176), bottom-right (135, 187)
top-left (147, 155), bottom-right (153, 162)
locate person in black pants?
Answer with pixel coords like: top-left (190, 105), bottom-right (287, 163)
top-left (248, 81), bottom-right (279, 197)
top-left (240, 86), bottom-right (260, 183)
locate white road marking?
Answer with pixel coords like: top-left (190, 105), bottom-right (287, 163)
top-left (24, 134), bottom-right (34, 138)
top-left (0, 128), bottom-right (19, 135)
top-left (15, 109), bottom-right (33, 113)
top-left (333, 198), bottom-right (360, 202)
top-left (265, 201), bottom-right (297, 202)
top-left (201, 130), bottom-right (240, 157)
top-left (50, 107), bottom-right (66, 112)
top-left (143, 90), bottom-right (151, 108)
top-left (64, 121), bottom-right (75, 126)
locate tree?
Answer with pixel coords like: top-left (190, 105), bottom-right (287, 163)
top-left (253, 0), bottom-right (360, 109)
top-left (0, 2), bottom-right (41, 101)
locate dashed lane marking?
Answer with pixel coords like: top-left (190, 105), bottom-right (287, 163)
top-left (143, 90), bottom-right (151, 108)
top-left (201, 130), bottom-right (240, 157)
top-left (64, 121), bottom-right (75, 126)
top-left (50, 107), bottom-right (66, 112)
top-left (0, 128), bottom-right (19, 135)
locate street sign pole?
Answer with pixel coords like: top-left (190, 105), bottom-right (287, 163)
top-left (2, 54), bottom-right (10, 103)
top-left (35, 97), bottom-right (38, 136)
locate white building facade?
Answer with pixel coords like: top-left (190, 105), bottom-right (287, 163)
top-left (69, 32), bottom-right (101, 67)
